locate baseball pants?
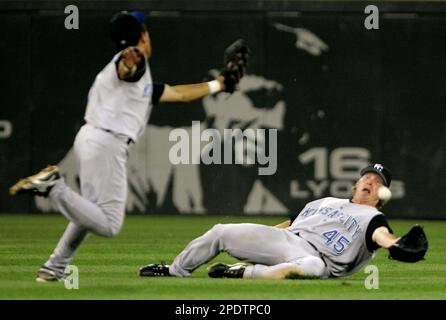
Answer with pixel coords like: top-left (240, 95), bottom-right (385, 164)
top-left (169, 223), bottom-right (330, 279)
top-left (43, 124), bottom-right (129, 272)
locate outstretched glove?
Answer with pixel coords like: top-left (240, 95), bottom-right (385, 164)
top-left (388, 225), bottom-right (428, 263)
top-left (220, 39), bottom-right (250, 93)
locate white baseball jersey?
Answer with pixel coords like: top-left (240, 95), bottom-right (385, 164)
top-left (287, 197), bottom-right (383, 277)
top-left (84, 52), bottom-right (154, 142)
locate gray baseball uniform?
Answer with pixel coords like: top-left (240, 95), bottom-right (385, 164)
top-left (43, 51), bottom-right (163, 274)
top-left (169, 197), bottom-right (387, 279)
top-left (287, 197), bottom-right (382, 277)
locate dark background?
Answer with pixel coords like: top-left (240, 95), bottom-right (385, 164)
top-left (0, 1), bottom-right (445, 218)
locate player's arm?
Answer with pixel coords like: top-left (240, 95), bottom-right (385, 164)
top-left (159, 77), bottom-right (225, 103)
top-left (372, 226), bottom-right (400, 249)
top-left (275, 211), bottom-right (299, 228)
top-left (159, 39), bottom-right (249, 103)
top-left (274, 220), bottom-right (291, 229)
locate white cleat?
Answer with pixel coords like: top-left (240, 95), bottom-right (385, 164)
top-left (36, 266), bottom-right (66, 283)
top-left (9, 165), bottom-right (60, 197)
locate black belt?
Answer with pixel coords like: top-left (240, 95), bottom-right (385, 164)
top-left (99, 128), bottom-right (134, 145)
top-left (295, 232), bottom-right (318, 251)
top-left (294, 232), bottom-right (327, 267)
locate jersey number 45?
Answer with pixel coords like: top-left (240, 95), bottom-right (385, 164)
top-left (322, 230), bottom-right (351, 255)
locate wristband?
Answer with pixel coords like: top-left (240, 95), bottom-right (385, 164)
top-left (207, 80), bottom-right (222, 94)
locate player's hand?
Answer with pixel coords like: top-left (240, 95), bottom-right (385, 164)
top-left (220, 39), bottom-right (250, 93)
top-left (388, 225), bottom-right (428, 263)
top-left (118, 47), bottom-right (143, 79)
top-left (121, 47), bottom-right (143, 69)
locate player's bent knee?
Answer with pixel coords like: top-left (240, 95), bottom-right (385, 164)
top-left (107, 225), bottom-right (122, 237)
top-left (209, 223), bottom-right (239, 240)
top-left (297, 256), bottom-right (327, 278)
top-left (209, 223), bottom-right (225, 236)
top-left (98, 206), bottom-right (124, 237)
top-left (101, 221), bottom-right (123, 238)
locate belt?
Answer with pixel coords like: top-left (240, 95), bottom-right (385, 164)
top-left (97, 127), bottom-right (134, 145)
top-left (294, 232), bottom-right (328, 267)
top-left (295, 232), bottom-right (318, 251)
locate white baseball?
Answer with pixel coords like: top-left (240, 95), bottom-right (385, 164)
top-left (378, 186), bottom-right (392, 202)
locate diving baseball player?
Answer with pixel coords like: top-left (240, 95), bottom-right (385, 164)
top-left (9, 11), bottom-right (249, 282)
top-left (139, 164), bottom-right (428, 279)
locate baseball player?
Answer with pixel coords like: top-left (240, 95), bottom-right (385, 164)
top-left (9, 11), bottom-right (247, 282)
top-left (139, 164), bottom-right (428, 279)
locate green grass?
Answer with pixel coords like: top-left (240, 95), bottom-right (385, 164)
top-left (0, 214), bottom-right (445, 300)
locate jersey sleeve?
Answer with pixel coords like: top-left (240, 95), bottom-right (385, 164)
top-left (365, 214), bottom-right (393, 252)
top-left (290, 206), bottom-right (311, 223)
top-left (290, 212), bottom-right (299, 224)
top-left (290, 199), bottom-right (322, 224)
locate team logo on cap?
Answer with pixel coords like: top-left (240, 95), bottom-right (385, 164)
top-left (374, 164), bottom-right (384, 172)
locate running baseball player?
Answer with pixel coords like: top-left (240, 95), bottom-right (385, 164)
top-left (9, 11), bottom-right (249, 282)
top-left (139, 164), bottom-right (428, 279)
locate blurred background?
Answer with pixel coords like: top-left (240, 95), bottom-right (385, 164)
top-left (0, 0), bottom-right (445, 219)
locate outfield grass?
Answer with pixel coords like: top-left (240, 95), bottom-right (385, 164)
top-left (0, 214), bottom-right (445, 300)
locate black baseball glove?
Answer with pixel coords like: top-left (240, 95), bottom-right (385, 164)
top-left (388, 225), bottom-right (428, 263)
top-left (220, 39), bottom-right (250, 93)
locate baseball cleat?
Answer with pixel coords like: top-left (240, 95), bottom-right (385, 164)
top-left (36, 266), bottom-right (66, 283)
top-left (139, 263), bottom-right (171, 277)
top-left (207, 262), bottom-right (248, 278)
top-left (9, 165), bottom-right (60, 197)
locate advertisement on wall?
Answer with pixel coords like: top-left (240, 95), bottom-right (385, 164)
top-left (0, 11), bottom-right (444, 218)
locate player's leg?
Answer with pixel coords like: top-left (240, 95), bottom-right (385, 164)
top-left (167, 223), bottom-right (297, 277)
top-left (37, 222), bottom-right (89, 282)
top-left (206, 228), bottom-right (329, 279)
top-left (49, 125), bottom-right (128, 237)
top-left (242, 256), bottom-right (328, 279)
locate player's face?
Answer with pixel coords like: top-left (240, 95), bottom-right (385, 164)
top-left (139, 31), bottom-right (152, 58)
top-left (352, 172), bottom-right (385, 207)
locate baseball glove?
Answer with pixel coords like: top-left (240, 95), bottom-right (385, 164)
top-left (388, 225), bottom-right (428, 263)
top-left (220, 39), bottom-right (250, 93)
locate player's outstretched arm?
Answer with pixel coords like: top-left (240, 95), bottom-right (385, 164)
top-left (159, 76), bottom-right (225, 103)
top-left (159, 38), bottom-right (250, 103)
top-left (372, 226), bottom-right (400, 248)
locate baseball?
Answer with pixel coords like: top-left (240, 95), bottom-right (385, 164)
top-left (378, 186), bottom-right (392, 202)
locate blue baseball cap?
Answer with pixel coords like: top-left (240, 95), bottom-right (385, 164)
top-left (110, 11), bottom-right (147, 50)
top-left (130, 11), bottom-right (146, 24)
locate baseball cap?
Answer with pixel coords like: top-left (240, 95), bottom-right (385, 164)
top-left (130, 11), bottom-right (146, 24)
top-left (360, 163), bottom-right (392, 187)
top-left (110, 11), bottom-right (147, 50)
